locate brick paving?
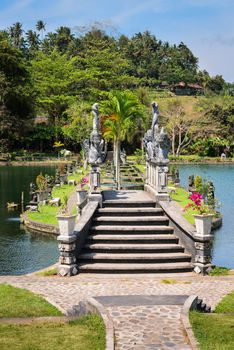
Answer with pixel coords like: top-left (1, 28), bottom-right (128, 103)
top-left (0, 274), bottom-right (233, 349)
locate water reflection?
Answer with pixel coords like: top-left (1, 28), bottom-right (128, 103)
top-left (178, 164), bottom-right (234, 268)
top-left (0, 166), bottom-right (59, 275)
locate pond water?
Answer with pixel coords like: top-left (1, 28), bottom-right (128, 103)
top-left (0, 166), bottom-right (59, 275)
top-left (178, 164), bottom-right (234, 268)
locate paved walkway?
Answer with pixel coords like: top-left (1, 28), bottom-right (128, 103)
top-left (0, 273), bottom-right (233, 349)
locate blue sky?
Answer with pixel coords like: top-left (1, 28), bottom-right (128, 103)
top-left (1, 0), bottom-right (234, 81)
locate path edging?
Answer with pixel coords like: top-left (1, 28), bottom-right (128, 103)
top-left (67, 297), bottom-right (115, 350)
top-left (181, 295), bottom-right (200, 350)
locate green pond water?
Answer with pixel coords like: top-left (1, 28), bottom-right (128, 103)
top-left (0, 165), bottom-right (59, 275)
top-left (178, 164), bottom-right (234, 269)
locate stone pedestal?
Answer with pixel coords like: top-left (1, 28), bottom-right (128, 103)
top-left (57, 235), bottom-right (78, 276)
top-left (88, 192), bottom-right (102, 207)
top-left (194, 237), bottom-right (214, 274)
top-left (90, 166), bottom-right (100, 191)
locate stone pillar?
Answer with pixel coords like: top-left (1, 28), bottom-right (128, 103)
top-left (90, 166), bottom-right (100, 191)
top-left (57, 235), bottom-right (78, 276)
top-left (194, 238), bottom-right (213, 274)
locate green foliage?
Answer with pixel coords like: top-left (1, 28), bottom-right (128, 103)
top-left (194, 175), bottom-right (203, 193)
top-left (36, 173), bottom-right (47, 191)
top-left (0, 284), bottom-right (62, 317)
top-left (0, 21), bottom-right (233, 153)
top-left (209, 266), bottom-right (230, 276)
top-left (133, 148), bottom-right (144, 164)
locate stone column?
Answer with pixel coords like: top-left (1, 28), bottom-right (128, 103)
top-left (57, 235), bottom-right (78, 276)
top-left (194, 238), bottom-right (213, 274)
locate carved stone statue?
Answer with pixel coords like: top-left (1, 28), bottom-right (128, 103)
top-left (120, 148), bottom-right (127, 164)
top-left (151, 102), bottom-right (159, 133)
top-left (143, 103), bottom-right (170, 163)
top-left (82, 103), bottom-right (107, 167)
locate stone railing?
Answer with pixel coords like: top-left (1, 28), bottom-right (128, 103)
top-left (145, 159), bottom-right (169, 202)
top-left (160, 201), bottom-right (214, 274)
top-left (57, 192), bottom-right (102, 276)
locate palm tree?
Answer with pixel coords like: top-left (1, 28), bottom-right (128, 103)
top-left (36, 20), bottom-right (46, 40)
top-left (101, 91), bottom-right (143, 189)
top-left (26, 30), bottom-right (39, 51)
top-left (9, 22), bottom-right (23, 49)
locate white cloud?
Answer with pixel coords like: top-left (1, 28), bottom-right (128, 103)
top-left (112, 0), bottom-right (170, 25)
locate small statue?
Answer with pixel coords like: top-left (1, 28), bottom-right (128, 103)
top-left (207, 181), bottom-right (215, 208)
top-left (120, 148), bottom-right (127, 164)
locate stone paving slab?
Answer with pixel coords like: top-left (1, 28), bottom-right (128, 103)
top-left (95, 295), bottom-right (189, 306)
top-left (102, 190), bottom-right (153, 202)
top-left (107, 305), bottom-right (190, 350)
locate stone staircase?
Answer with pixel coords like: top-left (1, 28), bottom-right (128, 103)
top-left (77, 199), bottom-right (194, 273)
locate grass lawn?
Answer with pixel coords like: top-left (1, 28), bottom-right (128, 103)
top-left (169, 186), bottom-right (196, 225)
top-left (0, 284), bottom-right (62, 317)
top-left (27, 205), bottom-right (59, 225)
top-left (0, 315), bottom-right (105, 350)
top-left (27, 170), bottom-right (88, 225)
top-left (190, 291), bottom-right (234, 350)
top-left (0, 284), bottom-right (105, 350)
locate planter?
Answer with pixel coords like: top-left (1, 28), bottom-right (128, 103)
top-left (194, 214), bottom-right (213, 236)
top-left (76, 189), bottom-right (87, 205)
top-left (57, 214), bottom-right (77, 236)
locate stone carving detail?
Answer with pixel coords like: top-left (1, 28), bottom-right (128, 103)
top-left (59, 256), bottom-right (76, 265)
top-left (195, 254), bottom-right (211, 264)
top-left (195, 242), bottom-right (211, 251)
top-left (83, 103), bottom-right (107, 166)
top-left (58, 243), bottom-right (76, 252)
top-left (143, 102), bottom-right (170, 163)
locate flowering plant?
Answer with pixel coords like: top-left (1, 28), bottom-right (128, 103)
top-left (184, 192), bottom-right (211, 215)
top-left (79, 177), bottom-right (89, 189)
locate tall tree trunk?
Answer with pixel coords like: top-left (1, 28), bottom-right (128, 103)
top-left (114, 139), bottom-right (120, 190)
top-left (172, 127), bottom-right (175, 157)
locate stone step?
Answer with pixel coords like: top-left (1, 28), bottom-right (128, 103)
top-left (93, 216), bottom-right (169, 226)
top-left (87, 234), bottom-right (179, 244)
top-left (90, 225), bottom-right (174, 234)
top-left (84, 243), bottom-right (184, 253)
top-left (103, 200), bottom-right (155, 208)
top-left (78, 252), bottom-right (191, 263)
top-left (96, 207), bottom-right (164, 217)
top-left (78, 262), bottom-right (194, 273)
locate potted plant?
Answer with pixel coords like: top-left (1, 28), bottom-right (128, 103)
top-left (57, 194), bottom-right (77, 236)
top-left (185, 192), bottom-right (214, 236)
top-left (76, 177), bottom-right (89, 205)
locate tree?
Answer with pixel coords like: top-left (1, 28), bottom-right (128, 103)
top-left (26, 30), bottom-right (39, 55)
top-left (36, 20), bottom-right (46, 40)
top-left (8, 22), bottom-right (24, 49)
top-left (160, 98), bottom-right (216, 156)
top-left (30, 50), bottom-right (76, 139)
top-left (101, 91), bottom-right (143, 189)
top-left (62, 102), bottom-right (92, 149)
top-left (0, 35), bottom-right (34, 150)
